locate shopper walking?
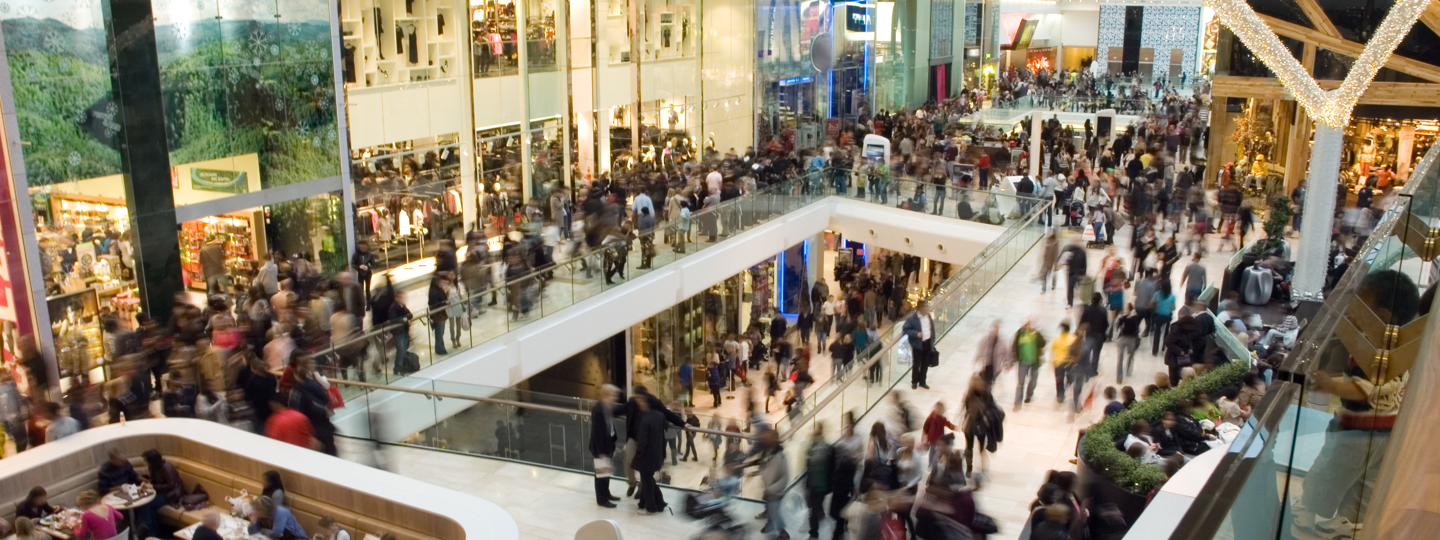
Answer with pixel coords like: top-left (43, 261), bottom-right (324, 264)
top-left (588, 384), bottom-right (621, 506)
top-left (1115, 304), bottom-right (1143, 382)
top-left (804, 423), bottom-right (834, 540)
top-left (748, 427), bottom-right (790, 540)
top-left (1013, 319), bottom-right (1047, 410)
top-left (629, 396), bottom-right (667, 515)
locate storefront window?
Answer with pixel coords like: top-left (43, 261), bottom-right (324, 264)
top-left (178, 190), bottom-right (347, 298)
top-left (472, 0), bottom-right (524, 78)
top-left (351, 136), bottom-right (464, 273)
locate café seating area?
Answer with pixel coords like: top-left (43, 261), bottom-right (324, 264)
top-left (0, 419), bottom-right (516, 540)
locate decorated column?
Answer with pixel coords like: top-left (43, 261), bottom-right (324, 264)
top-left (1293, 123), bottom-right (1342, 301)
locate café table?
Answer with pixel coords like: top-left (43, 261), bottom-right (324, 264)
top-left (173, 514), bottom-right (257, 540)
top-left (102, 488), bottom-right (155, 540)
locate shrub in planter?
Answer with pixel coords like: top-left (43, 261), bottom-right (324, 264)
top-left (1079, 359), bottom-right (1250, 494)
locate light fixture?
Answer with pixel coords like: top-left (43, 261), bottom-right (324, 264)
top-left (1205, 0), bottom-right (1429, 127)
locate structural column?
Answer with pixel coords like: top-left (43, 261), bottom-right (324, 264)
top-left (456, 0), bottom-right (479, 231)
top-left (103, 0), bottom-right (181, 322)
top-left (1293, 124), bottom-right (1343, 302)
top-left (1030, 112), bottom-right (1042, 177)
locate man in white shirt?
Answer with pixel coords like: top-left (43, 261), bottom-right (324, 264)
top-left (706, 170), bottom-right (723, 194)
top-left (631, 191), bottom-right (654, 220)
top-left (903, 300), bottom-right (936, 389)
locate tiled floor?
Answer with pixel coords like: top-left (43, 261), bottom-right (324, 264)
top-left (337, 217), bottom-right (1244, 540)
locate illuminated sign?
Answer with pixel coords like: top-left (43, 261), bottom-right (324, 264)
top-left (846, 5), bottom-right (873, 32)
top-left (779, 76), bottom-right (814, 86)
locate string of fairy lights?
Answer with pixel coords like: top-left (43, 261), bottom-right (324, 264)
top-left (1204, 0), bottom-right (1430, 128)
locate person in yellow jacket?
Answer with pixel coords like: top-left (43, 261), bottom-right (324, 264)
top-left (1051, 322), bottom-right (1078, 403)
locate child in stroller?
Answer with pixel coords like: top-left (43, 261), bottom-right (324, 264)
top-left (684, 468), bottom-right (747, 539)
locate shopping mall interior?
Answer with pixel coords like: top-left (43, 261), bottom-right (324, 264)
top-left (1, 0), bottom-right (1439, 538)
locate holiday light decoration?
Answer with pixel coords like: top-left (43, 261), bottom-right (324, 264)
top-left (1205, 0), bottom-right (1430, 127)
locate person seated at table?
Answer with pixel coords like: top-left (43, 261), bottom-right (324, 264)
top-left (262, 471), bottom-right (287, 508)
top-left (143, 450), bottom-right (184, 506)
top-left (72, 490), bottom-right (124, 540)
top-left (193, 512), bottom-right (224, 540)
top-left (15, 517), bottom-right (53, 540)
top-left (97, 449), bottom-right (139, 493)
top-left (17, 486), bottom-right (59, 519)
top-left (316, 516), bottom-right (350, 540)
top-left (246, 496), bottom-right (307, 540)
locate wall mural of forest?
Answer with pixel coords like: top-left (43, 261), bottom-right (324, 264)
top-left (2, 0), bottom-right (340, 190)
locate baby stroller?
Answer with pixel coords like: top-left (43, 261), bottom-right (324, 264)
top-left (1066, 200), bottom-right (1087, 231)
top-left (684, 478), bottom-right (748, 540)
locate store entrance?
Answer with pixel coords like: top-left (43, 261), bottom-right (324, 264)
top-left (834, 67), bottom-right (866, 119)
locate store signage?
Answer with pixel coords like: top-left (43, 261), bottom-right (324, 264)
top-left (191, 169), bottom-right (249, 194)
top-left (487, 235), bottom-right (504, 252)
top-left (779, 76), bottom-right (813, 86)
top-left (846, 5), bottom-right (873, 32)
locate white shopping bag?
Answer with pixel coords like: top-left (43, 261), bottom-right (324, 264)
top-left (896, 338), bottom-right (913, 366)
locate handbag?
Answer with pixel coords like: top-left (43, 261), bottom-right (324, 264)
top-left (1175, 351), bottom-right (1193, 367)
top-left (971, 513), bottom-right (999, 535)
top-left (928, 346), bottom-right (939, 367)
top-left (182, 483), bottom-right (211, 511)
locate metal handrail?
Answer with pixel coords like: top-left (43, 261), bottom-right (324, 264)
top-left (311, 169), bottom-right (1044, 365)
top-left (328, 377), bottom-right (751, 440)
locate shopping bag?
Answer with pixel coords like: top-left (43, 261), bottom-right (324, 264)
top-left (326, 385), bottom-right (345, 410)
top-left (896, 338), bottom-right (913, 366)
top-left (1082, 223), bottom-right (1096, 242)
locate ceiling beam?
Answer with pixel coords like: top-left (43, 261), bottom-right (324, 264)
top-left (1258, 14), bottom-right (1440, 83)
top-left (1423, 0), bottom-right (1440, 38)
top-left (1294, 0), bottom-right (1341, 38)
top-left (1211, 76), bottom-right (1440, 107)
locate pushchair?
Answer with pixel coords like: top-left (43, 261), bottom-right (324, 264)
top-left (1066, 200), bottom-right (1087, 231)
top-left (684, 479), bottom-right (748, 540)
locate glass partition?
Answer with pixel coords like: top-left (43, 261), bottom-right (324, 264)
top-left (1171, 139), bottom-right (1440, 539)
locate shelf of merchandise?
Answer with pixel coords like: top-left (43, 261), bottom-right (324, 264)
top-left (340, 0), bottom-right (459, 88)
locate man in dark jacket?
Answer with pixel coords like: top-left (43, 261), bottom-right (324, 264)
top-left (617, 385), bottom-right (685, 497)
top-left (351, 240), bottom-right (378, 302)
top-left (1061, 241), bottom-right (1088, 307)
top-left (769, 315), bottom-right (788, 351)
top-left (630, 396), bottom-right (668, 514)
top-left (904, 300), bottom-right (936, 389)
top-left (589, 385), bottom-right (622, 507)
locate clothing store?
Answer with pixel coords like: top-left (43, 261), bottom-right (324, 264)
top-left (352, 135), bottom-right (466, 274)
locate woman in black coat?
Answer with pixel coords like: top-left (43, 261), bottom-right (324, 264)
top-left (589, 385), bottom-right (621, 507)
top-left (1164, 316), bottom-right (1197, 387)
top-left (630, 397), bottom-right (669, 513)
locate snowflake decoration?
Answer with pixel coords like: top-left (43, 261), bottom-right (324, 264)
top-left (312, 136), bottom-right (321, 147)
top-left (67, 152), bottom-right (81, 166)
top-left (0, 4), bottom-right (10, 15)
top-left (274, 98), bottom-right (286, 110)
top-left (16, 4), bottom-right (35, 17)
top-left (247, 28), bottom-right (271, 58)
top-left (269, 44), bottom-right (278, 56)
top-left (309, 74), bottom-right (318, 86)
top-left (174, 24), bottom-right (190, 41)
top-left (289, 24), bottom-right (301, 37)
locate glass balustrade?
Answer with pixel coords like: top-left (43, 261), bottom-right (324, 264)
top-left (1169, 142), bottom-right (1440, 539)
top-left (308, 169), bottom-right (1049, 393)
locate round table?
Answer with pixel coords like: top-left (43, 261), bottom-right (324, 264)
top-left (102, 488), bottom-right (156, 540)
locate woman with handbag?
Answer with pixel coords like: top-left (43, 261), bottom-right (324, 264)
top-left (960, 373), bottom-right (998, 477)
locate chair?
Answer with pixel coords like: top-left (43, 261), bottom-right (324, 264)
top-left (573, 519), bottom-right (623, 540)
